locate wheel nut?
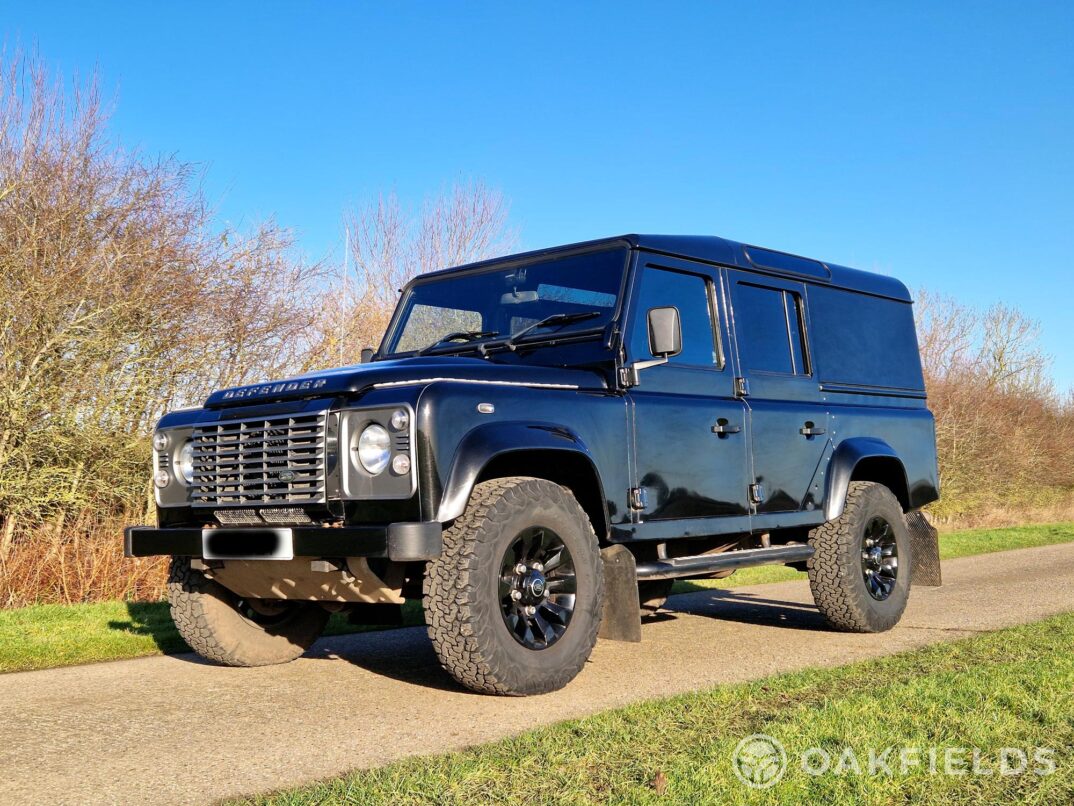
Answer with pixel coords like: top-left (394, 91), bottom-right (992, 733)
top-left (515, 563), bottom-right (527, 574)
top-left (511, 590), bottom-right (522, 601)
top-left (524, 605), bottom-right (536, 616)
top-left (531, 562), bottom-right (544, 572)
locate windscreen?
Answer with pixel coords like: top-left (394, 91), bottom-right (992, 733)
top-left (384, 248), bottom-right (628, 355)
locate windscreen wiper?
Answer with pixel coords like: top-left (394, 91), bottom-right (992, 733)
top-left (501, 311), bottom-right (602, 352)
top-left (416, 330), bottom-right (499, 356)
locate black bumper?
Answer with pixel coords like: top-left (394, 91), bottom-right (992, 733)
top-left (124, 522), bottom-right (443, 562)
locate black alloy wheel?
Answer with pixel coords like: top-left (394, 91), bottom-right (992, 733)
top-left (498, 526), bottom-right (577, 649)
top-left (860, 516), bottom-right (899, 601)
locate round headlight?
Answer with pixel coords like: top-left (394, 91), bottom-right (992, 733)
top-left (178, 441), bottom-right (195, 485)
top-left (356, 424), bottom-right (391, 474)
top-left (390, 409), bottom-right (409, 431)
top-left (152, 432), bottom-right (169, 452)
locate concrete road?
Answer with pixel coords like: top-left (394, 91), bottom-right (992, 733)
top-left (2, 543), bottom-right (1072, 805)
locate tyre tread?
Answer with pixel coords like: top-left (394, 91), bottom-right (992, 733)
top-left (423, 476), bottom-right (603, 695)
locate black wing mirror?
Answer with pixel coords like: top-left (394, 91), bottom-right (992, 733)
top-left (621, 306), bottom-right (682, 387)
top-left (647, 306), bottom-right (682, 358)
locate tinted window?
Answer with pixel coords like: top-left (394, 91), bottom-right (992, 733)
top-left (808, 285), bottom-right (924, 390)
top-left (734, 283), bottom-right (809, 375)
top-left (630, 267), bottom-right (720, 366)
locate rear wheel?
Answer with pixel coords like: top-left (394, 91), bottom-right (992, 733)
top-left (167, 556), bottom-right (330, 666)
top-left (423, 477), bottom-right (604, 695)
top-left (807, 482), bottom-right (912, 632)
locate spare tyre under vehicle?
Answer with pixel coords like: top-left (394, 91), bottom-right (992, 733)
top-left (167, 556), bottom-right (330, 667)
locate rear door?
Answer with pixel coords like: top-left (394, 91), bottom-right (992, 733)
top-left (725, 270), bottom-right (830, 527)
top-left (626, 257), bottom-right (751, 532)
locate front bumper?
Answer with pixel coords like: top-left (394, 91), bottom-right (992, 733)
top-left (124, 522), bottom-right (443, 562)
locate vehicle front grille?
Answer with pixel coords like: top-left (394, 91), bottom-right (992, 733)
top-left (190, 412), bottom-right (327, 507)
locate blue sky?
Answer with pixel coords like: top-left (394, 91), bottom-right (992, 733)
top-left (5, 2), bottom-right (1073, 387)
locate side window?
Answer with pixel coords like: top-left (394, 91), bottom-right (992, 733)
top-left (734, 283), bottom-right (810, 376)
top-left (629, 266), bottom-right (721, 367)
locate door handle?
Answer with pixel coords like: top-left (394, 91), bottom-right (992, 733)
top-left (799, 422), bottom-right (826, 437)
top-left (712, 420), bottom-right (742, 436)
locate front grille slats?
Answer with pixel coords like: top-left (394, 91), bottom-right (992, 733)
top-left (191, 412), bottom-right (328, 507)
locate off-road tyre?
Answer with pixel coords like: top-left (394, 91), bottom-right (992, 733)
top-left (167, 556), bottom-right (330, 666)
top-left (423, 477), bottom-right (604, 695)
top-left (807, 481), bottom-right (912, 633)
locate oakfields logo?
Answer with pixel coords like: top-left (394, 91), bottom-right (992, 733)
top-left (732, 735), bottom-right (1057, 790)
top-left (732, 735), bottom-right (787, 789)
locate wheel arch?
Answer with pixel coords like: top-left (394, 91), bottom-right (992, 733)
top-left (435, 422), bottom-right (610, 540)
top-left (824, 437), bottom-right (911, 521)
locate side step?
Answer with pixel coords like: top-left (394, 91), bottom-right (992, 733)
top-left (634, 543), bottom-right (814, 581)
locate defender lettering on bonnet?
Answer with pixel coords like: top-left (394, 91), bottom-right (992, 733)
top-left (221, 377), bottom-right (328, 400)
top-left (127, 233), bottom-right (940, 697)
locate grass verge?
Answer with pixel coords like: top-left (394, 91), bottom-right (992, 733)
top-left (242, 612), bottom-right (1074, 805)
top-left (0, 599), bottom-right (424, 674)
top-left (1, 521), bottom-right (1071, 674)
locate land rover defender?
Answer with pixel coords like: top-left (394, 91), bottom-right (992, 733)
top-left (126, 234), bottom-right (940, 695)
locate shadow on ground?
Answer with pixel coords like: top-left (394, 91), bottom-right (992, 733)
top-left (662, 587), bottom-right (828, 631)
top-left (102, 584), bottom-right (824, 689)
top-left (107, 602), bottom-right (189, 654)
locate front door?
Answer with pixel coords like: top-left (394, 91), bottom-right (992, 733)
top-left (627, 258), bottom-right (751, 535)
top-left (726, 270), bottom-right (830, 528)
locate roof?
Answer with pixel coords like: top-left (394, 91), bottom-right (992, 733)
top-left (414, 233), bottom-right (913, 303)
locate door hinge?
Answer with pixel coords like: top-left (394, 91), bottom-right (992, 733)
top-left (734, 377), bottom-right (750, 397)
top-left (629, 487), bottom-right (648, 511)
top-left (749, 483), bottom-right (766, 504)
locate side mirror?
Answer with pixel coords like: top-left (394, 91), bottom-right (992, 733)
top-left (647, 306), bottom-right (682, 358)
top-left (621, 307), bottom-right (682, 387)
top-left (360, 347), bottom-right (375, 364)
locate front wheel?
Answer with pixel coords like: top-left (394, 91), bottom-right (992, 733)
top-left (807, 481), bottom-right (912, 633)
top-left (423, 477), bottom-right (604, 695)
top-left (167, 557), bottom-right (330, 666)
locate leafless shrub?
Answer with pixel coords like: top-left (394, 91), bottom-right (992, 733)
top-left (915, 290), bottom-right (1074, 522)
top-left (0, 52), bottom-right (322, 585)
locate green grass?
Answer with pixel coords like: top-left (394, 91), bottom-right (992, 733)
top-left (0, 599), bottom-right (424, 674)
top-left (1, 522), bottom-right (1071, 675)
top-left (243, 613), bottom-right (1074, 805)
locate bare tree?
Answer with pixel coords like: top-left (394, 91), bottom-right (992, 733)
top-left (0, 52), bottom-right (322, 574)
top-left (914, 289), bottom-right (1072, 522)
top-left (309, 183), bottom-right (516, 365)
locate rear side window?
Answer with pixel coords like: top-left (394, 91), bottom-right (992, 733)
top-left (734, 283), bottom-right (810, 376)
top-left (808, 285), bottom-right (925, 391)
top-left (629, 267), bottom-right (721, 366)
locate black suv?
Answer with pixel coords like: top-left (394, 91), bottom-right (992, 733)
top-left (127, 235), bottom-right (940, 695)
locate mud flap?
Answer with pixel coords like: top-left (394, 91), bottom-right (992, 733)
top-left (598, 545), bottom-right (642, 643)
top-left (906, 511), bottom-right (942, 586)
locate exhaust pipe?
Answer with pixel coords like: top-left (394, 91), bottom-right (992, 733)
top-left (634, 543), bottom-right (813, 581)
